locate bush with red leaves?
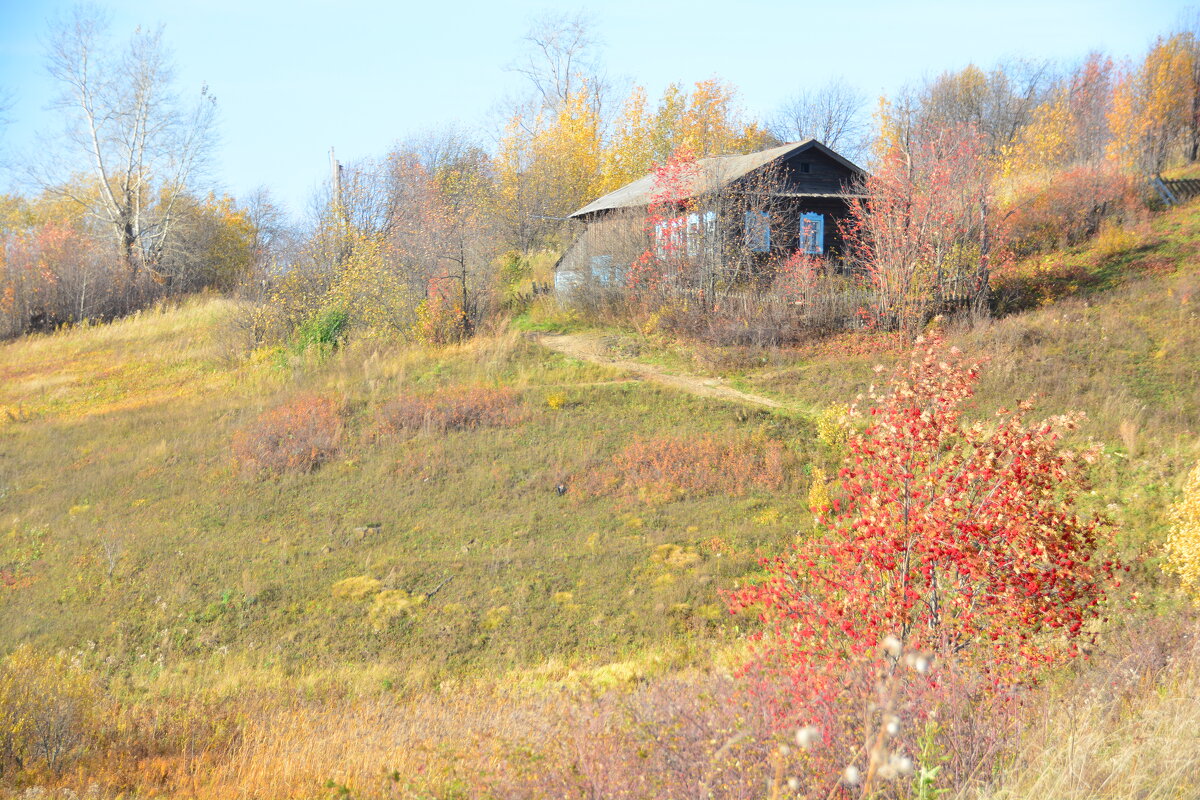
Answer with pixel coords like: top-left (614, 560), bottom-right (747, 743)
top-left (232, 394), bottom-right (344, 475)
top-left (727, 337), bottom-right (1121, 792)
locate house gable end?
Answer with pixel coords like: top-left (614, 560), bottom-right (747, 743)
top-left (778, 146), bottom-right (860, 194)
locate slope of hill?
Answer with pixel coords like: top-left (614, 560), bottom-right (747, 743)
top-left (2, 202), bottom-right (1200, 797)
top-left (0, 298), bottom-right (821, 691)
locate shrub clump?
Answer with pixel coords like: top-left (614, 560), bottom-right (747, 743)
top-left (1002, 164), bottom-right (1145, 257)
top-left (728, 338), bottom-right (1119, 795)
top-left (232, 394), bottom-right (344, 475)
top-left (331, 575), bottom-right (382, 600)
top-left (0, 646), bottom-right (100, 776)
top-left (814, 403), bottom-right (851, 449)
top-left (369, 589), bottom-right (425, 630)
top-left (291, 307), bottom-right (349, 353)
top-left (377, 385), bottom-right (520, 434)
top-left (1166, 462), bottom-right (1200, 599)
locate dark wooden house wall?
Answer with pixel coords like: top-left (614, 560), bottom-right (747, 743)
top-left (728, 147), bottom-right (859, 258)
top-left (772, 196), bottom-right (853, 259)
top-left (778, 148), bottom-right (858, 194)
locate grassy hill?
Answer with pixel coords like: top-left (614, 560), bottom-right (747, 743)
top-left (0, 298), bottom-right (824, 691)
top-left (3, 201), bottom-right (1200, 797)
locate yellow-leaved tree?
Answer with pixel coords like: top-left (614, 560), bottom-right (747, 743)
top-left (1108, 33), bottom-right (1200, 172)
top-left (493, 83), bottom-right (605, 251)
top-left (596, 79), bottom-right (774, 197)
top-left (1000, 89), bottom-right (1073, 179)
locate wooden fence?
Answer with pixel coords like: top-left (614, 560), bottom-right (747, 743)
top-left (1153, 177), bottom-right (1200, 205)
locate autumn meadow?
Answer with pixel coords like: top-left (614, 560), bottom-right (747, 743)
top-left (3, 4), bottom-right (1200, 799)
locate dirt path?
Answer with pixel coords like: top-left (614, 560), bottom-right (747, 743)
top-left (536, 332), bottom-right (787, 409)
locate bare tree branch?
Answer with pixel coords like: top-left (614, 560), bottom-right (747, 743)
top-left (770, 78), bottom-right (870, 162)
top-left (509, 11), bottom-right (605, 111)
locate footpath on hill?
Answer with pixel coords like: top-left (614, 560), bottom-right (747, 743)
top-left (536, 332), bottom-right (786, 409)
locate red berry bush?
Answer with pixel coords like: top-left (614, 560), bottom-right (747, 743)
top-left (728, 337), bottom-right (1119, 792)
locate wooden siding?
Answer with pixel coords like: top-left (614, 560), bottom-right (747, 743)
top-left (780, 148), bottom-right (857, 194)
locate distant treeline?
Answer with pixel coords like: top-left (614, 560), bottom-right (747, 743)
top-left (3, 9), bottom-right (1198, 342)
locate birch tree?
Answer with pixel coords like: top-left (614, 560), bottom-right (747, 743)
top-left (41, 6), bottom-right (216, 287)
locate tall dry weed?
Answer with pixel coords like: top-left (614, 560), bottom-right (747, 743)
top-left (376, 385), bottom-right (521, 435)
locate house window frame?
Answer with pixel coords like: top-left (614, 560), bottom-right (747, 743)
top-left (745, 210), bottom-right (770, 253)
top-left (702, 210), bottom-right (717, 256)
top-left (686, 213), bottom-right (701, 257)
top-left (799, 211), bottom-right (824, 256)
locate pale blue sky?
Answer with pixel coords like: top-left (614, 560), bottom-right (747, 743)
top-left (0, 0), bottom-right (1192, 216)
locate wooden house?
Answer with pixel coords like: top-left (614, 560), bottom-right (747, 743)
top-left (555, 139), bottom-right (866, 298)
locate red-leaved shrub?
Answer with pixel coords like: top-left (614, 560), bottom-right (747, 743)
top-left (377, 385), bottom-right (520, 434)
top-left (232, 394), bottom-right (343, 475)
top-left (728, 337), bottom-right (1120, 795)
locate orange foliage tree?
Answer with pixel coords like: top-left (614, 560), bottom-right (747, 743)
top-left (1108, 33), bottom-right (1200, 172)
top-left (843, 113), bottom-right (998, 331)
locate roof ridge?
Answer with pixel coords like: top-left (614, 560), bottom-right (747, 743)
top-left (569, 139), bottom-right (860, 219)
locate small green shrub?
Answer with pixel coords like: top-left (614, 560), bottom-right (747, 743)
top-left (292, 307), bottom-right (348, 353)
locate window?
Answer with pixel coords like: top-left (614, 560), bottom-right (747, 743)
top-left (654, 216), bottom-right (686, 259)
top-left (698, 210), bottom-right (717, 257)
top-left (745, 210), bottom-right (770, 253)
top-left (590, 255), bottom-right (617, 285)
top-left (799, 212), bottom-right (824, 255)
top-left (686, 213), bottom-right (701, 257)
top-left (799, 162), bottom-right (811, 174)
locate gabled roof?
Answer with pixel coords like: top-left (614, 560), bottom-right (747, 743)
top-left (569, 139), bottom-right (865, 219)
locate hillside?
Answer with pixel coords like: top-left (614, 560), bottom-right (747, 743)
top-left (5, 203), bottom-right (1200, 677)
top-left (3, 201), bottom-right (1200, 796)
top-left (0, 298), bottom-right (822, 690)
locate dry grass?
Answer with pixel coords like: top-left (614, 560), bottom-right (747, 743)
top-left (376, 384), bottom-right (522, 435)
top-left (591, 434), bottom-right (791, 500)
top-left (232, 393), bottom-right (344, 474)
top-left (13, 617), bottom-right (1199, 800)
top-left (962, 617), bottom-right (1200, 800)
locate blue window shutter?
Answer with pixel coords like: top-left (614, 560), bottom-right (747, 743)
top-left (800, 212), bottom-right (824, 255)
top-left (590, 255), bottom-right (615, 285)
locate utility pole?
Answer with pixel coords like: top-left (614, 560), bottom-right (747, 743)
top-left (329, 147), bottom-right (350, 267)
top-left (329, 146), bottom-right (343, 212)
